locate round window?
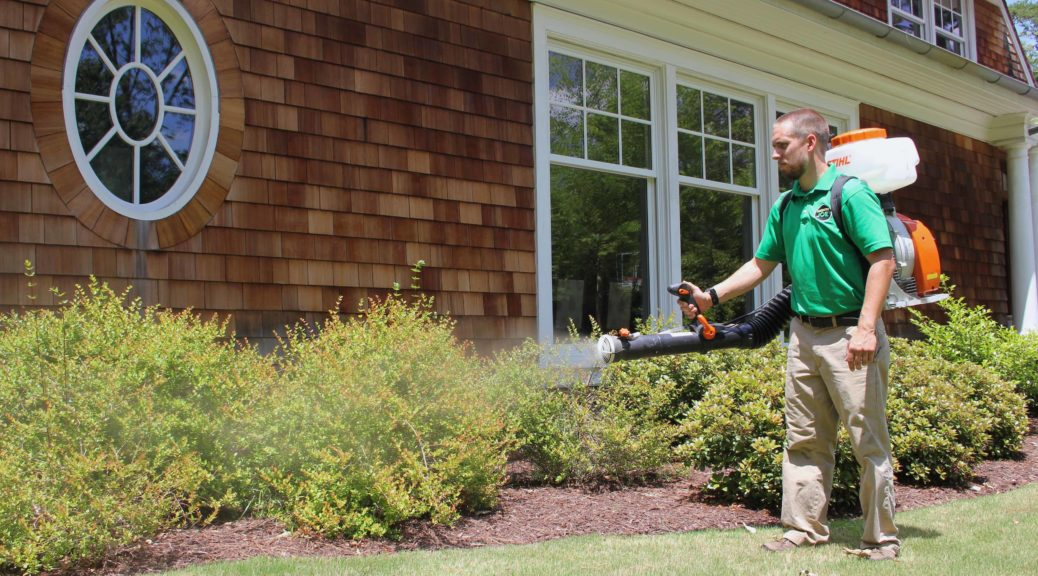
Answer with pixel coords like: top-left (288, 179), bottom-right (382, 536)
top-left (63, 0), bottom-right (219, 221)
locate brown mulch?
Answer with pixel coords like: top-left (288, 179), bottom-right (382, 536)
top-left (71, 419), bottom-right (1038, 575)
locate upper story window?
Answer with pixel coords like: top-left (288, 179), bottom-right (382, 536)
top-left (889, 0), bottom-right (972, 57)
top-left (64, 0), bottom-right (219, 221)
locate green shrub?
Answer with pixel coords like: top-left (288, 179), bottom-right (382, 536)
top-left (247, 294), bottom-right (511, 538)
top-left (889, 339), bottom-right (1028, 484)
top-left (911, 287), bottom-right (1038, 411)
top-left (676, 342), bottom-right (790, 509)
top-left (511, 376), bottom-right (680, 484)
top-left (991, 331), bottom-right (1038, 412)
top-left (677, 338), bottom-right (1028, 512)
top-left (494, 337), bottom-right (681, 484)
top-left (598, 351), bottom-right (719, 426)
top-left (0, 279), bottom-right (273, 574)
top-left (0, 445), bottom-right (209, 574)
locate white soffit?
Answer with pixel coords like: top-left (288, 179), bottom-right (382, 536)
top-left (533, 0), bottom-right (1038, 143)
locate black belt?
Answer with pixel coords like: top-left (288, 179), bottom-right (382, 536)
top-left (796, 312), bottom-right (860, 328)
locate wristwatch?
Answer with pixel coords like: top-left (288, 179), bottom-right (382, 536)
top-left (708, 287), bottom-right (719, 307)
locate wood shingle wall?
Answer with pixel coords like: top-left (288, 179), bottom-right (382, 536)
top-left (1, 0), bottom-right (535, 353)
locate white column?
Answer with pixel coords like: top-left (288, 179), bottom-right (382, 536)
top-left (1009, 145), bottom-right (1038, 332)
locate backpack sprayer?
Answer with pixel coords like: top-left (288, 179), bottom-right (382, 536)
top-left (597, 128), bottom-right (947, 364)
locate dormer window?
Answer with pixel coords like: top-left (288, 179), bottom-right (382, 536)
top-left (889, 0), bottom-right (973, 58)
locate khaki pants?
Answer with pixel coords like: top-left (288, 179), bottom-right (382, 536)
top-left (781, 318), bottom-right (899, 548)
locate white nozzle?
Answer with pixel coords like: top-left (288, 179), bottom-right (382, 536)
top-left (597, 334), bottom-right (620, 364)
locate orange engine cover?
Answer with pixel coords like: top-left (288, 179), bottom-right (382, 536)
top-left (896, 214), bottom-right (941, 295)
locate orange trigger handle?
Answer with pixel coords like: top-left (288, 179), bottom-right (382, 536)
top-left (667, 282), bottom-right (717, 340)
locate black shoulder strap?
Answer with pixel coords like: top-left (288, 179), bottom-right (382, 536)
top-left (829, 174), bottom-right (854, 240)
top-left (777, 190), bottom-right (793, 226)
top-left (777, 174), bottom-right (869, 275)
top-left (777, 173), bottom-right (859, 249)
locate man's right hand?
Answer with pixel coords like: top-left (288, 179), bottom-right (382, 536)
top-left (676, 282), bottom-right (712, 320)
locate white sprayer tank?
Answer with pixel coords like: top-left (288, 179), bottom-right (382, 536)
top-left (824, 128), bottom-right (918, 194)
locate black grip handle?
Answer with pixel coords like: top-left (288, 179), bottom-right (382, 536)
top-left (667, 281), bottom-right (695, 303)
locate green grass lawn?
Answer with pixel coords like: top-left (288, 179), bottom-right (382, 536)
top-left (163, 484), bottom-right (1038, 576)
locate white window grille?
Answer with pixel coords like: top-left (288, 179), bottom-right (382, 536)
top-left (63, 0), bottom-right (219, 221)
top-left (889, 0), bottom-right (972, 58)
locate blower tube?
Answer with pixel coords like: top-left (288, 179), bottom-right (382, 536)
top-left (597, 286), bottom-right (794, 364)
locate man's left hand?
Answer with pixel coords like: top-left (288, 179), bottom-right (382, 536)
top-left (846, 327), bottom-right (877, 371)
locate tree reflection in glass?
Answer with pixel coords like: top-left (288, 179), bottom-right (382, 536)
top-left (551, 165), bottom-right (648, 336)
top-left (679, 186), bottom-right (754, 319)
top-left (586, 61), bottom-right (617, 113)
top-left (72, 4), bottom-right (197, 206)
top-left (547, 52), bottom-right (650, 168)
top-left (587, 112), bottom-right (619, 164)
top-left (678, 85), bottom-right (756, 188)
top-left (550, 104), bottom-right (583, 157)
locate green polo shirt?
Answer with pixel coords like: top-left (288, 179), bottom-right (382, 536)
top-left (756, 165), bottom-right (892, 316)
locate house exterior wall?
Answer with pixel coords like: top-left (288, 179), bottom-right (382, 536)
top-left (835, 0), bottom-right (887, 22)
top-left (832, 0), bottom-right (1030, 82)
top-left (860, 104), bottom-right (1011, 336)
top-left (973, 0), bottom-right (1030, 81)
top-left (1, 0), bottom-right (536, 353)
top-left (2, 0), bottom-right (1033, 350)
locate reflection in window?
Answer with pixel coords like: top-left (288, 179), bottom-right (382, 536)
top-left (71, 4), bottom-right (197, 206)
top-left (677, 85), bottom-right (756, 188)
top-left (551, 165), bottom-right (648, 337)
top-left (889, 0), bottom-right (967, 56)
top-left (933, 0), bottom-right (965, 54)
top-left (679, 186), bottom-right (754, 320)
top-left (548, 52), bottom-right (652, 169)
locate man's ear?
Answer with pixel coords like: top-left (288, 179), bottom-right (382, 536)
top-left (804, 133), bottom-right (818, 153)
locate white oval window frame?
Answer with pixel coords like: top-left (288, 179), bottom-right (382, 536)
top-left (63, 0), bottom-right (220, 222)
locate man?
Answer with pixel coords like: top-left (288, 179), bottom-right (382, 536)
top-left (679, 109), bottom-right (900, 560)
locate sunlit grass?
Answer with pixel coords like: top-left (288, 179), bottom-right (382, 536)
top-left (164, 484), bottom-right (1038, 576)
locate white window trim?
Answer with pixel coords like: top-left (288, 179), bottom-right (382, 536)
top-left (673, 76), bottom-right (765, 197)
top-left (888, 0), bottom-right (977, 60)
top-left (533, 4), bottom-right (857, 343)
top-left (63, 0), bottom-right (220, 221)
top-left (547, 43), bottom-right (660, 179)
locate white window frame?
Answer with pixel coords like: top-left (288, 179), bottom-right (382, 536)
top-left (533, 4), bottom-right (857, 343)
top-left (674, 77), bottom-right (765, 195)
top-left (888, 0), bottom-right (976, 60)
top-left (63, 0), bottom-right (220, 221)
top-left (547, 44), bottom-right (660, 181)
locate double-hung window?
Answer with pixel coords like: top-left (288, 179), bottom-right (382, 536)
top-left (547, 49), bottom-right (655, 337)
top-left (675, 83), bottom-right (760, 321)
top-left (889, 0), bottom-right (973, 58)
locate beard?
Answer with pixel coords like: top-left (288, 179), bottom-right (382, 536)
top-left (778, 161), bottom-right (804, 180)
top-left (780, 165), bottom-right (801, 180)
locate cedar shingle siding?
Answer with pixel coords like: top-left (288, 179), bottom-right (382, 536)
top-left (2, 0), bottom-right (535, 353)
top-left (973, 0), bottom-right (1030, 81)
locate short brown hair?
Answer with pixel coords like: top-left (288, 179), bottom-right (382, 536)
top-left (776, 108), bottom-right (830, 152)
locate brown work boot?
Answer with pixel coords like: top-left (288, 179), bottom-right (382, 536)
top-left (761, 538), bottom-right (798, 552)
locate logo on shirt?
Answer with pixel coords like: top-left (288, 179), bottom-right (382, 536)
top-left (814, 205), bottom-right (833, 222)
